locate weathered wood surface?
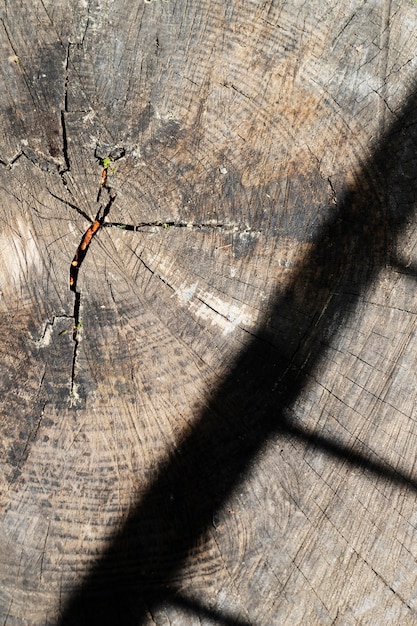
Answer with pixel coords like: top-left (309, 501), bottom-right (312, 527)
top-left (1, 1), bottom-right (417, 624)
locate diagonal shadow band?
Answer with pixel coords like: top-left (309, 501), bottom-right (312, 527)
top-left (57, 85), bottom-right (417, 625)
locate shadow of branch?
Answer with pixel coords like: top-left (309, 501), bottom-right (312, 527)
top-left (57, 84), bottom-right (417, 625)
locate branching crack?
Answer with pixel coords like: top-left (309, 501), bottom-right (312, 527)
top-left (67, 149), bottom-right (123, 400)
top-left (69, 191), bottom-right (116, 295)
top-left (0, 151), bottom-right (23, 168)
top-left (34, 314), bottom-right (75, 347)
top-left (55, 143), bottom-right (260, 401)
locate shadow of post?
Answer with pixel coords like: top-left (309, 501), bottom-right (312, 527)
top-left (57, 85), bottom-right (417, 625)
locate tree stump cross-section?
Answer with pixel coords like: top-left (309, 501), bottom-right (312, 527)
top-left (1, 2), bottom-right (417, 625)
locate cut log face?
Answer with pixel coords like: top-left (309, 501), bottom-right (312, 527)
top-left (1, 1), bottom-right (417, 625)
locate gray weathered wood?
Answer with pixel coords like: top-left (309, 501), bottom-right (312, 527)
top-left (1, 1), bottom-right (417, 624)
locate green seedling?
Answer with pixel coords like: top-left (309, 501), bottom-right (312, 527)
top-left (59, 320), bottom-right (82, 336)
top-left (102, 156), bottom-right (117, 174)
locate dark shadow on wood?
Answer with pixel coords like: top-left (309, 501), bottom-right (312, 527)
top-left (57, 85), bottom-right (417, 625)
top-left (389, 258), bottom-right (417, 278)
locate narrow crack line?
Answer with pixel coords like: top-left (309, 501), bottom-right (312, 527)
top-left (102, 220), bottom-right (257, 234)
top-left (39, 519), bottom-right (51, 581)
top-left (0, 151), bottom-right (23, 168)
top-left (51, 193), bottom-right (257, 235)
top-left (10, 151), bottom-right (23, 165)
top-left (70, 290), bottom-right (81, 398)
top-left (48, 189), bottom-right (92, 222)
top-left (1, 18), bottom-right (38, 111)
top-left (129, 247), bottom-right (174, 291)
top-left (97, 190), bottom-right (116, 223)
top-left (64, 43), bottom-right (70, 112)
top-left (366, 558), bottom-right (412, 610)
top-left (146, 608), bottom-right (158, 626)
top-left (103, 220), bottom-right (182, 231)
top-left (193, 294), bottom-right (265, 340)
top-left (58, 43), bottom-right (71, 181)
top-left (195, 295), bottom-right (232, 321)
top-left (2, 599), bottom-right (13, 626)
top-left (2, 141), bottom-right (59, 173)
top-left (19, 396), bottom-right (47, 470)
top-left (61, 111), bottom-right (70, 173)
top-left (330, 13), bottom-right (355, 48)
top-left (31, 401), bottom-right (47, 445)
top-left (34, 314), bottom-right (74, 346)
top-left (327, 177), bottom-right (337, 206)
top-left (1, 16), bottom-right (19, 59)
top-left (193, 294), bottom-right (264, 340)
top-left (223, 81), bottom-right (253, 101)
top-left (78, 5), bottom-right (92, 47)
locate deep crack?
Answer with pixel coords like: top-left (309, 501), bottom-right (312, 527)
top-left (70, 290), bottom-right (81, 398)
top-left (68, 151), bottom-right (121, 401)
top-left (60, 111), bottom-right (70, 174)
top-left (60, 147), bottom-right (257, 402)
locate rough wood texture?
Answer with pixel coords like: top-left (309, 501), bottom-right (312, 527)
top-left (1, 1), bottom-right (417, 624)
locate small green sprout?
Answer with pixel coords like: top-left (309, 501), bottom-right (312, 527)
top-left (101, 156), bottom-right (117, 174)
top-left (59, 321), bottom-right (82, 336)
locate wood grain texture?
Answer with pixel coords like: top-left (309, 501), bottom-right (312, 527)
top-left (1, 1), bottom-right (417, 624)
